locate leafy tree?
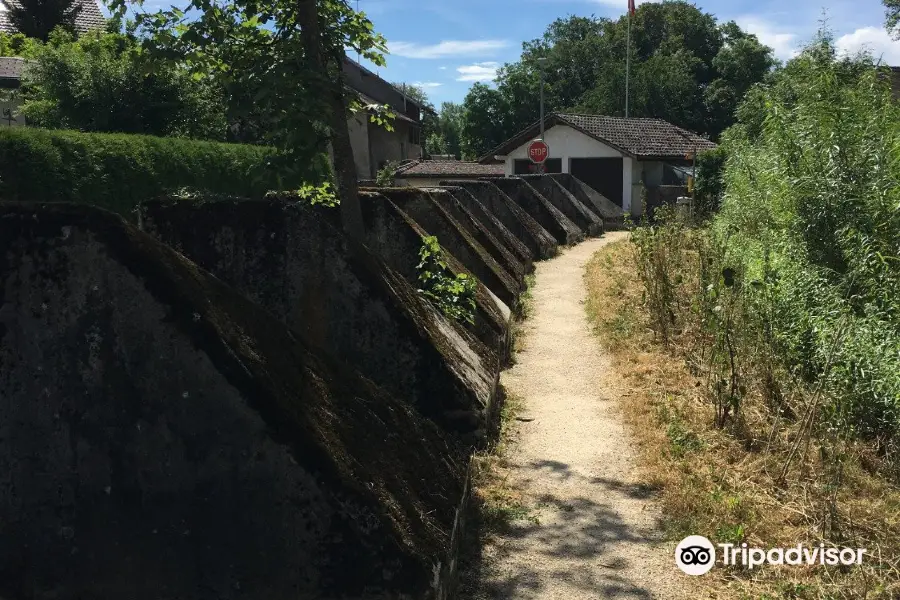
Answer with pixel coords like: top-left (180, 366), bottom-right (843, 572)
top-left (7, 0), bottom-right (82, 41)
top-left (436, 102), bottom-right (464, 158)
top-left (887, 0), bottom-right (900, 38)
top-left (0, 31), bottom-right (43, 56)
top-left (117, 0), bottom-right (390, 238)
top-left (460, 83), bottom-right (509, 159)
top-left (460, 1), bottom-right (776, 155)
top-left (20, 28), bottom-right (227, 140)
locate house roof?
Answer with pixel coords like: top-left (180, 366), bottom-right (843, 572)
top-left (0, 56), bottom-right (24, 78)
top-left (395, 160), bottom-right (505, 179)
top-left (0, 0), bottom-right (106, 35)
top-left (479, 113), bottom-right (717, 162)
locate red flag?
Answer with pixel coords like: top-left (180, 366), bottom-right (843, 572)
top-left (628, 0), bottom-right (635, 16)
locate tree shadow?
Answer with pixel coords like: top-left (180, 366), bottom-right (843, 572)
top-left (458, 460), bottom-right (669, 599)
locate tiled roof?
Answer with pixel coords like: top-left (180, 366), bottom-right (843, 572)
top-left (0, 56), bottom-right (25, 79)
top-left (396, 160), bottom-right (504, 178)
top-left (480, 113), bottom-right (716, 162)
top-left (0, 0), bottom-right (106, 35)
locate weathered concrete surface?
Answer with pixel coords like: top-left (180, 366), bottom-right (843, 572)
top-left (549, 173), bottom-right (626, 229)
top-left (374, 188), bottom-right (522, 308)
top-left (359, 190), bottom-right (513, 366)
top-left (441, 186), bottom-right (533, 272)
top-left (0, 202), bottom-right (469, 600)
top-left (441, 180), bottom-right (558, 260)
top-left (139, 198), bottom-right (498, 437)
top-left (521, 175), bottom-right (605, 236)
top-left (483, 177), bottom-right (584, 246)
top-left (428, 187), bottom-right (528, 285)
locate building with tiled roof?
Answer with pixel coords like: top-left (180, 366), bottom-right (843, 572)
top-left (394, 160), bottom-right (504, 186)
top-left (479, 112), bottom-right (716, 215)
top-left (343, 57), bottom-right (432, 180)
top-left (0, 0), bottom-right (106, 35)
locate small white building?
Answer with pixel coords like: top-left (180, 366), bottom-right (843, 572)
top-left (480, 113), bottom-right (716, 215)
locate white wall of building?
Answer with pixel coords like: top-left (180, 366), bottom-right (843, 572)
top-left (502, 124), bottom-right (635, 213)
top-left (1, 94), bottom-right (24, 128)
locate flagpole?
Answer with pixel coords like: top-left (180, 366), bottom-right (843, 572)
top-left (625, 7), bottom-right (631, 118)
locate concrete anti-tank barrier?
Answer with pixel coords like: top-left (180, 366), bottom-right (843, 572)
top-left (0, 201), bottom-right (470, 600)
top-left (483, 176), bottom-right (585, 245)
top-left (441, 180), bottom-right (558, 260)
top-left (426, 187), bottom-right (529, 286)
top-left (440, 186), bottom-right (534, 272)
top-left (548, 173), bottom-right (626, 229)
top-left (520, 174), bottom-right (605, 236)
top-left (374, 187), bottom-right (522, 308)
top-left (139, 197), bottom-right (499, 437)
top-left (358, 190), bottom-right (513, 367)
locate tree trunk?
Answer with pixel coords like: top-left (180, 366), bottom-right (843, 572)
top-left (297, 0), bottom-right (365, 240)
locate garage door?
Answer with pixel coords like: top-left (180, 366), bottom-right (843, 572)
top-left (570, 158), bottom-right (624, 207)
top-left (514, 158), bottom-right (562, 174)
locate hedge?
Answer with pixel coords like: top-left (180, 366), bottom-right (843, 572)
top-left (0, 128), bottom-right (310, 217)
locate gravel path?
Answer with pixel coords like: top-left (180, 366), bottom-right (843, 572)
top-left (476, 234), bottom-right (687, 600)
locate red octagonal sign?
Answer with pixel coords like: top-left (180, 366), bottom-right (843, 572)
top-left (528, 139), bottom-right (549, 164)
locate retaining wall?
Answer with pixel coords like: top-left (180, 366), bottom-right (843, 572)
top-left (484, 177), bottom-right (585, 245)
top-left (548, 173), bottom-right (626, 229)
top-left (374, 188), bottom-right (522, 308)
top-left (359, 190), bottom-right (513, 367)
top-left (139, 198), bottom-right (499, 438)
top-left (441, 180), bottom-right (558, 260)
top-left (0, 202), bottom-right (470, 600)
top-left (520, 175), bottom-right (604, 236)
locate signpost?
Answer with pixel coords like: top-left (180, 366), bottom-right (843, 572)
top-left (528, 139), bottom-right (549, 174)
top-left (528, 139), bottom-right (549, 163)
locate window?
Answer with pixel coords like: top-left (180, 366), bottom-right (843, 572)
top-left (408, 125), bottom-right (421, 146)
top-left (513, 158), bottom-right (562, 174)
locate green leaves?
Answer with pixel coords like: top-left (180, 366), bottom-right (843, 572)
top-left (416, 236), bottom-right (477, 325)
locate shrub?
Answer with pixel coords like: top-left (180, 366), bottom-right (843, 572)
top-left (20, 28), bottom-right (228, 141)
top-left (0, 127), bottom-right (315, 217)
top-left (416, 235), bottom-right (477, 324)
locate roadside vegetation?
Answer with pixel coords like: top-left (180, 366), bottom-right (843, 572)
top-left (586, 32), bottom-right (900, 599)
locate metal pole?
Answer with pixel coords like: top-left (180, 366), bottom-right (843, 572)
top-left (540, 68), bottom-right (545, 140)
top-left (625, 10), bottom-right (631, 118)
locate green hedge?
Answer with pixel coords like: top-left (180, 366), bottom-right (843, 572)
top-left (0, 128), bottom-right (306, 217)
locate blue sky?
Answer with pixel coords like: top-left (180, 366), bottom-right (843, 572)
top-left (351, 0), bottom-right (900, 105)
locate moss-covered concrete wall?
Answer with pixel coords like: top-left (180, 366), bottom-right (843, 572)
top-left (484, 177), bottom-right (585, 246)
top-left (138, 198), bottom-right (498, 438)
top-left (548, 173), bottom-right (626, 229)
top-left (520, 175), bottom-right (605, 236)
top-left (0, 202), bottom-right (469, 600)
top-left (440, 186), bottom-right (534, 271)
top-left (375, 188), bottom-right (522, 308)
top-left (441, 180), bottom-right (558, 260)
top-left (358, 190), bottom-right (513, 367)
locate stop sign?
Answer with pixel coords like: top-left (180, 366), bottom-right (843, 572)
top-left (528, 139), bottom-right (549, 164)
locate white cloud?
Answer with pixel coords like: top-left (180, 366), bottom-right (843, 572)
top-left (837, 26), bottom-right (900, 65)
top-left (736, 16), bottom-right (800, 61)
top-left (388, 40), bottom-right (509, 59)
top-left (439, 66), bottom-right (448, 71)
top-left (456, 62), bottom-right (500, 82)
top-left (414, 82), bottom-right (444, 88)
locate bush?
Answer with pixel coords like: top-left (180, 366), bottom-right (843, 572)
top-left (0, 127), bottom-right (312, 217)
top-left (20, 28), bottom-right (228, 141)
top-left (633, 32), bottom-right (900, 453)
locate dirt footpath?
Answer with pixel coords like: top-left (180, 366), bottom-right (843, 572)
top-left (476, 234), bottom-right (688, 599)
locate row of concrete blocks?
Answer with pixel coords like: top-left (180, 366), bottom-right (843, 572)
top-left (0, 173), bottom-right (621, 600)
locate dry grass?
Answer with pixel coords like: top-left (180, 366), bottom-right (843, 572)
top-left (584, 239), bottom-right (900, 600)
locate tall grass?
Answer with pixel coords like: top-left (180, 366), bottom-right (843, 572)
top-left (623, 34), bottom-right (900, 597)
top-left (635, 32), bottom-right (900, 459)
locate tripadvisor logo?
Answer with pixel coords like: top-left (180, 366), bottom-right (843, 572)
top-left (675, 536), bottom-right (866, 575)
